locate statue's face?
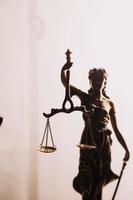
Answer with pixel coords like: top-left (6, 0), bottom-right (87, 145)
top-left (90, 76), bottom-right (106, 91)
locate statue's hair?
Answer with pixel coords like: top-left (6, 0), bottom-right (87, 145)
top-left (88, 68), bottom-right (109, 99)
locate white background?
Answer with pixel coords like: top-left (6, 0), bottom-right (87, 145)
top-left (0, 0), bottom-right (133, 200)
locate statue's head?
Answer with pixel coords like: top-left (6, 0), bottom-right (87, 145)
top-left (88, 68), bottom-right (108, 91)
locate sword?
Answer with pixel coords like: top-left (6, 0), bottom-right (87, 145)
top-left (111, 161), bottom-right (127, 200)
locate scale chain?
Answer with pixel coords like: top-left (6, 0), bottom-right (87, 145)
top-left (47, 118), bottom-right (55, 146)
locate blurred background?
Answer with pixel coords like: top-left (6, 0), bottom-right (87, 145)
top-left (0, 0), bottom-right (132, 199)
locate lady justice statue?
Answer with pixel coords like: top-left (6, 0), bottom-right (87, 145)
top-left (40, 50), bottom-right (130, 200)
top-left (61, 53), bottom-right (130, 200)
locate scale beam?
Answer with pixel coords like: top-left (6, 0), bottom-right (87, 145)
top-left (43, 105), bottom-right (90, 118)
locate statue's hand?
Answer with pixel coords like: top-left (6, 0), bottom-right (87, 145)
top-left (123, 150), bottom-right (130, 162)
top-left (62, 62), bottom-right (73, 71)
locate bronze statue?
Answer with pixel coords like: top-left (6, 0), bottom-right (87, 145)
top-left (40, 50), bottom-right (130, 199)
top-left (61, 62), bottom-right (130, 200)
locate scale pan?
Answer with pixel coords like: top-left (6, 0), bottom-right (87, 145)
top-left (77, 143), bottom-right (96, 150)
top-left (38, 145), bottom-right (57, 153)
